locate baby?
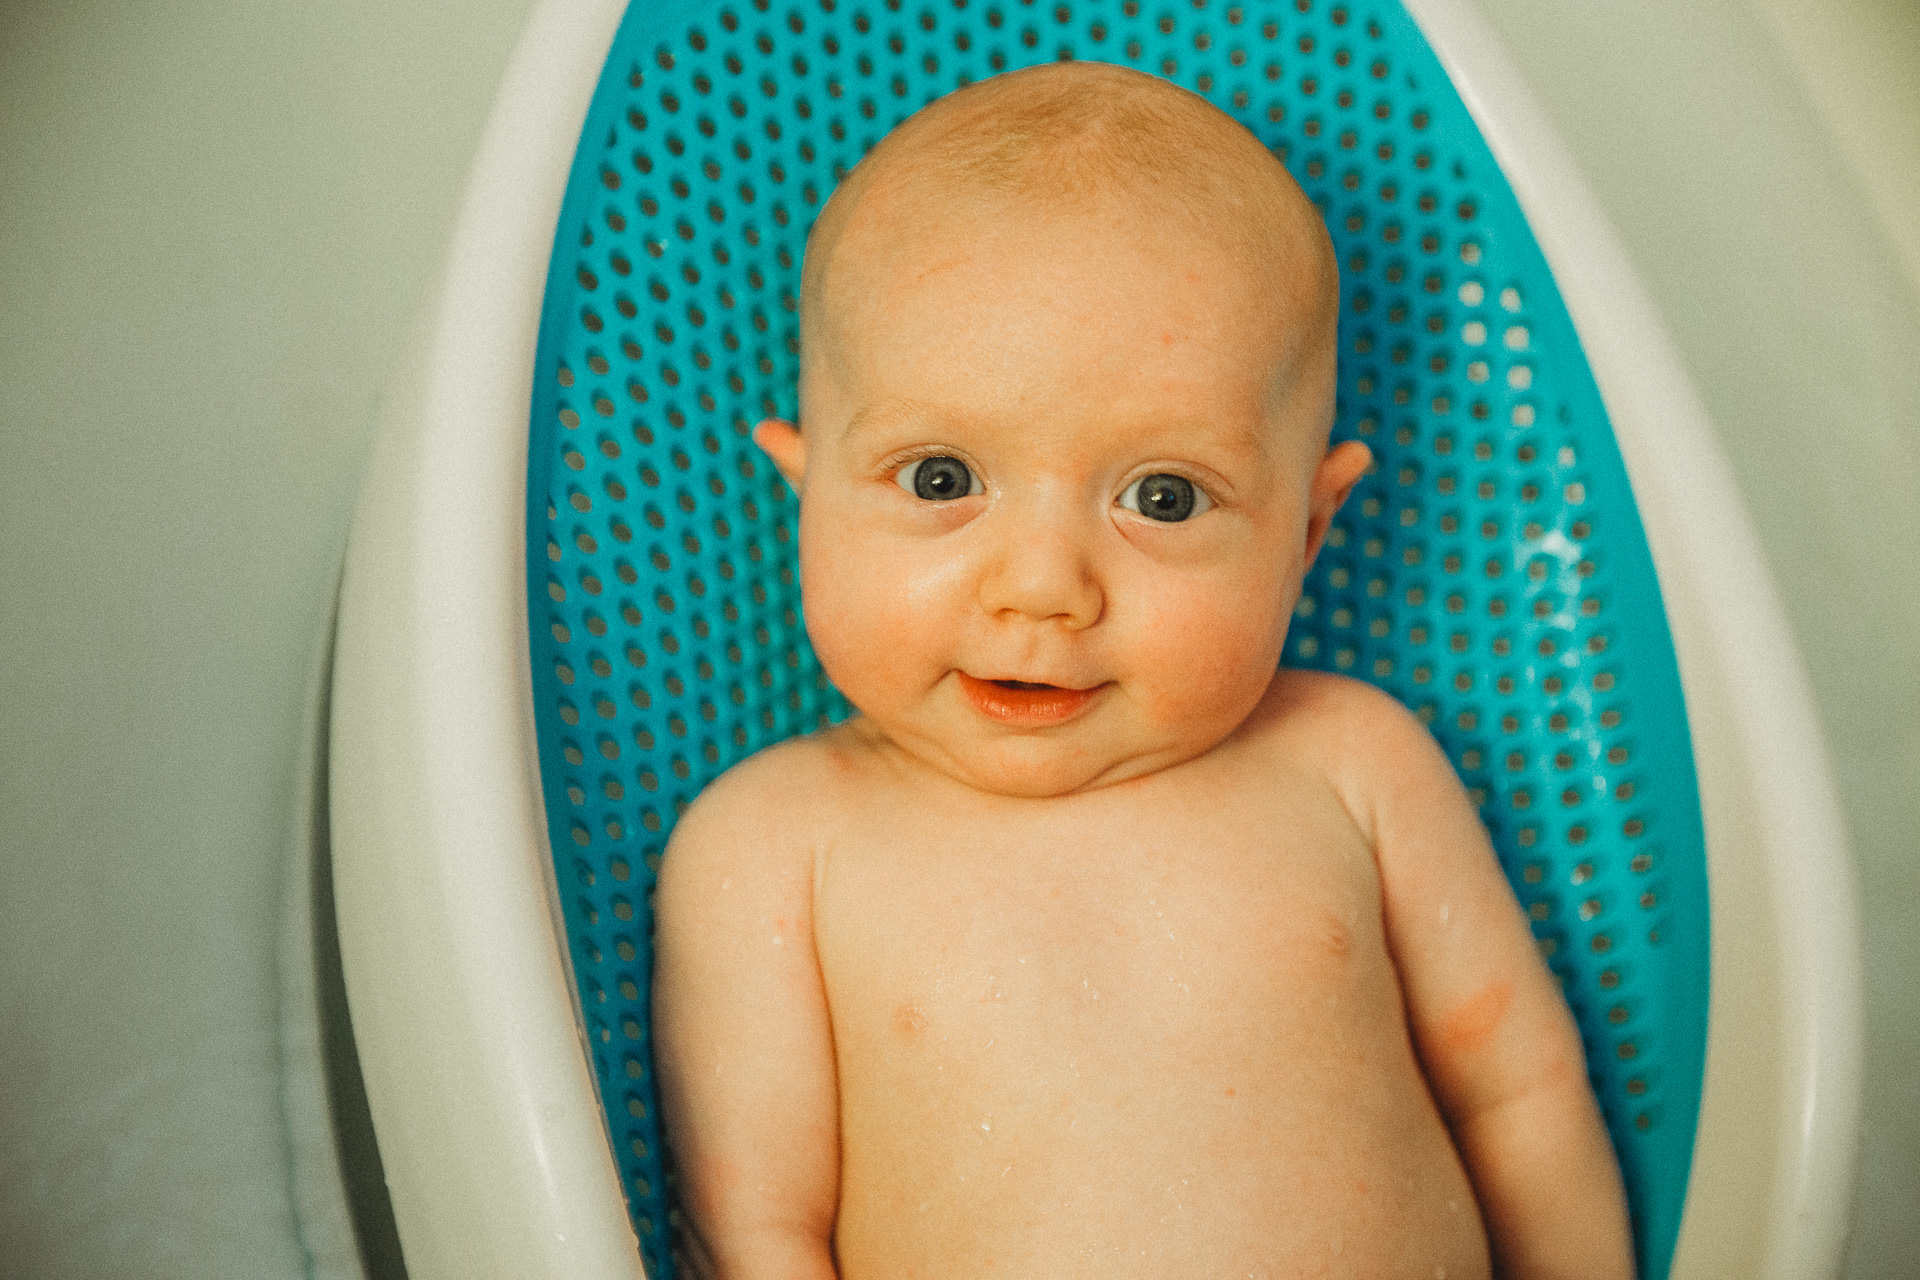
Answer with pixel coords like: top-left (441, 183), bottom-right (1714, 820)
top-left (652, 62), bottom-right (1632, 1280)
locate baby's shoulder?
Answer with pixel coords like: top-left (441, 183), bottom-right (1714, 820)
top-left (666, 720), bottom-right (876, 852)
top-left (1245, 667), bottom-right (1428, 749)
top-left (655, 727), bottom-right (873, 914)
top-left (1239, 668), bottom-right (1457, 800)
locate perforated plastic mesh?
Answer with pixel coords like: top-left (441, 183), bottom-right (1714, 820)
top-left (524, 3), bottom-right (1709, 1276)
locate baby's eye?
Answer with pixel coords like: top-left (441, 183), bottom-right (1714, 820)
top-left (1119, 473), bottom-right (1209, 522)
top-left (897, 455), bottom-right (981, 501)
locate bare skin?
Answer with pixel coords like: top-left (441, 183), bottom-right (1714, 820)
top-left (653, 62), bottom-right (1633, 1280)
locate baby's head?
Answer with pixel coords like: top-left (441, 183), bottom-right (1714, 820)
top-left (755, 61), bottom-right (1370, 797)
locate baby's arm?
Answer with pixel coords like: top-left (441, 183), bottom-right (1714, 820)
top-left (652, 753), bottom-right (840, 1280)
top-left (1346, 686), bottom-right (1634, 1279)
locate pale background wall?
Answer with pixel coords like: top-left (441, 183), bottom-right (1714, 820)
top-left (0, 3), bottom-right (537, 1275)
top-left (1, 1), bottom-right (1913, 1277)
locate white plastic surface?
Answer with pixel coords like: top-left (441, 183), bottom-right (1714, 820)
top-left (328, 0), bottom-right (643, 1277)
top-left (1406, 2), bottom-right (1865, 1276)
top-left (329, 1), bottom-right (1863, 1277)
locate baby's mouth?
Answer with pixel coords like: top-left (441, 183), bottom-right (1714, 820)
top-left (956, 672), bottom-right (1104, 727)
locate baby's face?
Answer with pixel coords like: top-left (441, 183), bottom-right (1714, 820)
top-left (768, 201), bottom-right (1357, 796)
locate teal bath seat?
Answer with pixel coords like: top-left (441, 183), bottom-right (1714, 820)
top-left (528, 2), bottom-right (1701, 1275)
top-left (328, 1), bottom-right (1862, 1278)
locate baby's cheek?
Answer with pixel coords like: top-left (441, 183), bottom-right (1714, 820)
top-left (1127, 573), bottom-right (1287, 722)
top-left (801, 532), bottom-right (950, 712)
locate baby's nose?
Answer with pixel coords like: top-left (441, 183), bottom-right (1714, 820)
top-left (976, 515), bottom-right (1104, 630)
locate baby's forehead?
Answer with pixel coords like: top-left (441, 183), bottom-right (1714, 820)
top-left (818, 192), bottom-right (1331, 389)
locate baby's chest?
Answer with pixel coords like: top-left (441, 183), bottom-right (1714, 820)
top-left (814, 798), bottom-right (1393, 1062)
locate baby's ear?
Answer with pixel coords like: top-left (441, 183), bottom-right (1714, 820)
top-left (752, 418), bottom-right (807, 491)
top-left (1303, 439), bottom-right (1373, 568)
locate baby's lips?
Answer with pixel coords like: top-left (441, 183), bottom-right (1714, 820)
top-left (955, 672), bottom-right (1106, 726)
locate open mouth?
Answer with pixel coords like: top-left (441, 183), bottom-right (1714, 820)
top-left (956, 672), bottom-right (1103, 726)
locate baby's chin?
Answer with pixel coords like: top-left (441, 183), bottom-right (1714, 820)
top-left (873, 719), bottom-right (1214, 799)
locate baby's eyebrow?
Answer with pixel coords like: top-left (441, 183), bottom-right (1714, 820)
top-left (1127, 417), bottom-right (1276, 477)
top-left (838, 398), bottom-right (1279, 478)
top-left (1196, 422), bottom-right (1275, 468)
top-left (840, 397), bottom-right (940, 443)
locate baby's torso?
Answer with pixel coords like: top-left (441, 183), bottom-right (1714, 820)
top-left (809, 727), bottom-right (1490, 1279)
